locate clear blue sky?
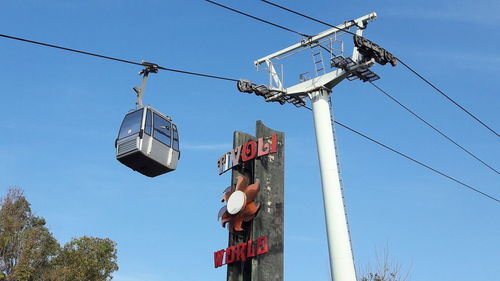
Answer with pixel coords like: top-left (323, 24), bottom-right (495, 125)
top-left (1, 1), bottom-right (499, 280)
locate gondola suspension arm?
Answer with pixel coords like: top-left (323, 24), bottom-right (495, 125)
top-left (133, 61), bottom-right (159, 108)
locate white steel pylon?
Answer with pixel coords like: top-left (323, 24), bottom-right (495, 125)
top-left (237, 12), bottom-right (397, 281)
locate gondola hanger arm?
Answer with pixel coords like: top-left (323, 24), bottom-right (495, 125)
top-left (133, 61), bottom-right (159, 108)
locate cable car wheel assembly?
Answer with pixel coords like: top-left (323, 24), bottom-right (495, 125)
top-left (115, 62), bottom-right (180, 177)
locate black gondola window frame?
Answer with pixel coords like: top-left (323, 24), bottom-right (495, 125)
top-left (144, 109), bottom-right (153, 136)
top-left (172, 124), bottom-right (179, 151)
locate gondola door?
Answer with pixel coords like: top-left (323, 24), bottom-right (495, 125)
top-left (149, 110), bottom-right (179, 171)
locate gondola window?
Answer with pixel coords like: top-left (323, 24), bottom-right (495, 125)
top-left (173, 125), bottom-right (179, 151)
top-left (118, 110), bottom-right (142, 139)
top-left (153, 113), bottom-right (172, 146)
top-left (144, 109), bottom-right (152, 136)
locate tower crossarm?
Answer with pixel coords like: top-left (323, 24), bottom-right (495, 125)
top-left (284, 59), bottom-right (375, 96)
top-left (254, 12), bottom-right (377, 66)
top-left (253, 12), bottom-right (377, 92)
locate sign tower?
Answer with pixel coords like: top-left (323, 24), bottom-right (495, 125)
top-left (215, 121), bottom-right (284, 281)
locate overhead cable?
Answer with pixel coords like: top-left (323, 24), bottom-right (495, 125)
top-left (203, 1), bottom-right (499, 201)
top-left (396, 58), bottom-right (499, 137)
top-left (299, 107), bottom-right (499, 203)
top-left (302, 107), bottom-right (498, 203)
top-left (370, 82), bottom-right (499, 175)
top-left (204, 0), bottom-right (310, 38)
top-left (334, 120), bottom-right (500, 203)
top-left (0, 33), bottom-right (239, 82)
top-left (2, 32), bottom-right (497, 203)
top-left (259, 0), bottom-right (357, 36)
top-left (258, 0), bottom-right (499, 137)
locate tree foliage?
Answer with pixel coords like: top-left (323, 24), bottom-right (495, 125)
top-left (48, 237), bottom-right (118, 281)
top-left (0, 188), bottom-right (118, 281)
top-left (0, 188), bottom-right (59, 281)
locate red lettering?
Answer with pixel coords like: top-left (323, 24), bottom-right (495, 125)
top-left (257, 236), bottom-right (269, 255)
top-left (214, 250), bottom-right (225, 268)
top-left (241, 141), bottom-right (257, 162)
top-left (237, 243), bottom-right (247, 262)
top-left (257, 134), bottom-right (277, 157)
top-left (225, 246), bottom-right (236, 264)
top-left (257, 137), bottom-right (270, 157)
top-left (270, 134), bottom-right (277, 153)
top-left (247, 239), bottom-right (255, 258)
top-left (214, 236), bottom-right (269, 268)
top-left (218, 134), bottom-right (277, 175)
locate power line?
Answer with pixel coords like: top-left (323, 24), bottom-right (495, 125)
top-left (204, 0), bottom-right (310, 38)
top-left (334, 120), bottom-right (500, 203)
top-left (259, 0), bottom-right (357, 36)
top-left (204, 1), bottom-right (499, 198)
top-left (301, 108), bottom-right (499, 203)
top-left (203, 1), bottom-right (499, 202)
top-left (216, 1), bottom-right (498, 173)
top-left (157, 65), bottom-right (238, 82)
top-left (257, 0), bottom-right (499, 138)
top-left (0, 33), bottom-right (239, 82)
top-left (370, 82), bottom-right (499, 175)
top-left (396, 58), bottom-right (499, 138)
top-left (2, 31), bottom-right (497, 203)
top-left (0, 34), bottom-right (143, 66)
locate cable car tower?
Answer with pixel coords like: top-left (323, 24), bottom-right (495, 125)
top-left (237, 12), bottom-right (396, 281)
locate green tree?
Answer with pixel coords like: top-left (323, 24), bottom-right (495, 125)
top-left (48, 237), bottom-right (118, 281)
top-left (0, 188), bottom-right (118, 281)
top-left (0, 188), bottom-right (59, 281)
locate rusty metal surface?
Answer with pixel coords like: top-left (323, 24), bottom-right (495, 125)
top-left (251, 121), bottom-right (284, 281)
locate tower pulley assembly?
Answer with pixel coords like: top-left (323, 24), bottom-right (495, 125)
top-left (353, 35), bottom-right (397, 66)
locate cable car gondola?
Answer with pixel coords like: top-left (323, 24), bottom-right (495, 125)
top-left (115, 63), bottom-right (180, 177)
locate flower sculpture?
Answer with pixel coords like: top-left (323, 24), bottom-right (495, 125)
top-left (218, 175), bottom-right (260, 232)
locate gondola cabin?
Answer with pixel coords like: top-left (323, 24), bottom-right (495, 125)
top-left (115, 106), bottom-right (180, 177)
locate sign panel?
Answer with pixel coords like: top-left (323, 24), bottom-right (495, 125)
top-left (214, 121), bottom-right (284, 281)
top-left (217, 134), bottom-right (277, 175)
